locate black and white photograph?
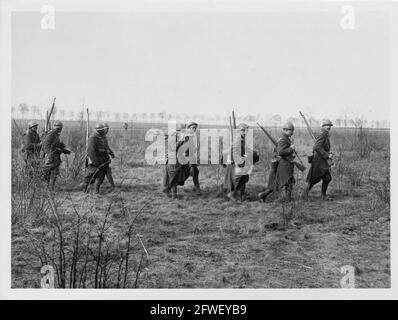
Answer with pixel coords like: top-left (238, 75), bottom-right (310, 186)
top-left (1, 0), bottom-right (397, 301)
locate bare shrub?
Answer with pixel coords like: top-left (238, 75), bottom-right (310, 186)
top-left (343, 163), bottom-right (366, 187)
top-left (355, 126), bottom-right (374, 159)
top-left (12, 158), bottom-right (149, 288)
top-left (369, 153), bottom-right (390, 207)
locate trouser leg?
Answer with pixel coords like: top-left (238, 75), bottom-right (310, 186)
top-left (302, 183), bottom-right (314, 200)
top-left (192, 166), bottom-right (200, 188)
top-left (94, 167), bottom-right (106, 194)
top-left (106, 166), bottom-right (115, 188)
top-left (171, 185), bottom-right (177, 199)
top-left (162, 167), bottom-right (171, 195)
top-left (285, 181), bottom-right (294, 202)
top-left (321, 171), bottom-right (332, 197)
top-left (235, 175), bottom-right (248, 200)
top-left (49, 170), bottom-right (58, 190)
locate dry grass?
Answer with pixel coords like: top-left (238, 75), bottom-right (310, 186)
top-left (11, 121), bottom-right (390, 288)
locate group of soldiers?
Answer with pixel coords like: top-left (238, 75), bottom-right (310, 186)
top-left (160, 119), bottom-right (334, 202)
top-left (21, 118), bottom-right (334, 202)
top-left (22, 121), bottom-right (116, 193)
top-left (256, 119), bottom-right (334, 202)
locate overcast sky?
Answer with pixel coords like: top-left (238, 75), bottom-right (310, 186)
top-left (11, 7), bottom-right (390, 121)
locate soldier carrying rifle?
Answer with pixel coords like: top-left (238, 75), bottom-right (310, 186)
top-left (302, 119), bottom-right (334, 201)
top-left (274, 121), bottom-right (297, 202)
top-left (103, 123), bottom-right (116, 189)
top-left (42, 121), bottom-right (71, 190)
top-left (21, 121), bottom-right (42, 174)
top-left (185, 122), bottom-right (201, 195)
top-left (162, 124), bottom-right (191, 199)
top-left (82, 123), bottom-right (111, 194)
top-left (225, 123), bottom-right (259, 201)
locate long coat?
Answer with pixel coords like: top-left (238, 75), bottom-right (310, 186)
top-left (306, 128), bottom-right (331, 184)
top-left (22, 129), bottom-right (41, 159)
top-left (103, 135), bottom-right (115, 159)
top-left (42, 129), bottom-right (67, 168)
top-left (274, 133), bottom-right (295, 190)
top-left (266, 147), bottom-right (278, 190)
top-left (87, 132), bottom-right (110, 167)
top-left (164, 136), bottom-right (191, 189)
top-left (224, 134), bottom-right (251, 192)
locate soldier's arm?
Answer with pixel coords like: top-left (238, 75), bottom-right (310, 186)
top-left (59, 141), bottom-right (71, 154)
top-left (313, 132), bottom-right (329, 160)
top-left (277, 138), bottom-right (294, 157)
top-left (108, 146), bottom-right (115, 157)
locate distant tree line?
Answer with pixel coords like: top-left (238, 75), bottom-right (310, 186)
top-left (11, 103), bottom-right (390, 128)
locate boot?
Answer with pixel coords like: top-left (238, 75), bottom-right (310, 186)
top-left (78, 182), bottom-right (89, 193)
top-left (171, 186), bottom-right (178, 199)
top-left (194, 185), bottom-right (202, 195)
top-left (49, 176), bottom-right (57, 190)
top-left (239, 185), bottom-right (246, 201)
top-left (258, 189), bottom-right (272, 202)
top-left (301, 184), bottom-right (311, 201)
top-left (94, 179), bottom-right (101, 194)
top-left (106, 170), bottom-right (116, 189)
top-left (162, 187), bottom-right (171, 198)
top-left (227, 190), bottom-right (239, 202)
top-left (321, 181), bottom-right (332, 200)
top-left (285, 187), bottom-right (293, 202)
top-left (321, 193), bottom-right (333, 201)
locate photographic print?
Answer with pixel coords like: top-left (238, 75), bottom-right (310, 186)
top-left (2, 0), bottom-right (394, 295)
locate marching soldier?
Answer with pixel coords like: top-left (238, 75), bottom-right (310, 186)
top-left (225, 123), bottom-right (258, 201)
top-left (302, 119), bottom-right (334, 200)
top-left (22, 121), bottom-right (42, 173)
top-left (274, 121), bottom-right (296, 201)
top-left (186, 122), bottom-right (201, 195)
top-left (82, 123), bottom-right (110, 194)
top-left (103, 123), bottom-right (116, 189)
top-left (162, 124), bottom-right (191, 199)
top-left (42, 121), bottom-right (71, 189)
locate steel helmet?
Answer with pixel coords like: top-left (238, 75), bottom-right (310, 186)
top-left (176, 123), bottom-right (186, 131)
top-left (283, 121), bottom-right (295, 131)
top-left (322, 119), bottom-right (333, 127)
top-left (28, 121), bottom-right (38, 129)
top-left (187, 122), bottom-right (198, 129)
top-left (237, 123), bottom-right (249, 130)
top-left (53, 121), bottom-right (63, 128)
top-left (95, 123), bottom-right (106, 132)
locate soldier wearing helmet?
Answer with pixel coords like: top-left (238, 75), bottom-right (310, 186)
top-left (81, 123), bottom-right (110, 194)
top-left (273, 121), bottom-right (296, 201)
top-left (225, 123), bottom-right (258, 201)
top-left (162, 123), bottom-right (191, 199)
top-left (102, 123), bottom-right (116, 189)
top-left (185, 122), bottom-right (201, 195)
top-left (22, 121), bottom-right (42, 172)
top-left (42, 121), bottom-right (71, 189)
top-left (302, 119), bottom-right (334, 200)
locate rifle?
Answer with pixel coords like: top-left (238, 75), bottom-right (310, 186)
top-left (231, 110), bottom-right (237, 130)
top-left (46, 97), bottom-right (56, 131)
top-left (256, 122), bottom-right (306, 172)
top-left (85, 108), bottom-right (90, 167)
top-left (299, 111), bottom-right (334, 166)
top-left (299, 111), bottom-right (316, 140)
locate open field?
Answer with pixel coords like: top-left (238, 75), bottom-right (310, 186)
top-left (11, 120), bottom-right (390, 288)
